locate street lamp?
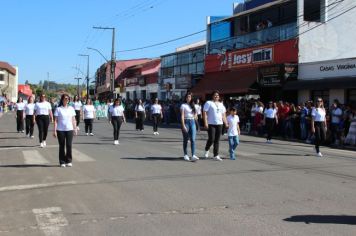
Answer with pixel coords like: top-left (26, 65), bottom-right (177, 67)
top-left (78, 54), bottom-right (90, 99)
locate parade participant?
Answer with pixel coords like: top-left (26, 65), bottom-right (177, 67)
top-left (311, 98), bottom-right (327, 157)
top-left (181, 92), bottom-right (199, 162)
top-left (203, 90), bottom-right (228, 161)
top-left (227, 107), bottom-right (240, 160)
top-left (53, 94), bottom-right (77, 167)
top-left (15, 97), bottom-right (25, 133)
top-left (25, 96), bottom-right (35, 138)
top-left (135, 99), bottom-right (146, 131)
top-left (34, 94), bottom-right (53, 148)
top-left (82, 98), bottom-right (95, 136)
top-left (72, 95), bottom-right (82, 131)
top-left (151, 98), bottom-right (163, 135)
top-left (264, 101), bottom-right (278, 143)
top-left (330, 100), bottom-right (343, 146)
top-left (194, 98), bottom-right (202, 131)
top-left (108, 98), bottom-right (126, 145)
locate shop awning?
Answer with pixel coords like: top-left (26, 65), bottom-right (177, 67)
top-left (283, 77), bottom-right (356, 90)
top-left (191, 70), bottom-right (258, 96)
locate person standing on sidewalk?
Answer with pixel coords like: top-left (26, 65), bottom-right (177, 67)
top-left (25, 96), bottom-right (35, 138)
top-left (151, 98), bottom-right (163, 135)
top-left (311, 98), bottom-right (327, 157)
top-left (34, 94), bottom-right (53, 148)
top-left (227, 107), bottom-right (240, 160)
top-left (15, 97), bottom-right (25, 133)
top-left (82, 98), bottom-right (95, 136)
top-left (53, 94), bottom-right (77, 167)
top-left (72, 95), bottom-right (82, 132)
top-left (135, 99), bottom-right (146, 131)
top-left (181, 92), bottom-right (199, 162)
top-left (194, 98), bottom-right (202, 131)
top-left (203, 90), bottom-right (228, 161)
top-left (330, 100), bottom-right (343, 146)
top-left (264, 101), bottom-right (278, 144)
top-left (108, 98), bottom-right (126, 145)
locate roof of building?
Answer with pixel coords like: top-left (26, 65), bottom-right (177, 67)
top-left (0, 61), bottom-right (16, 75)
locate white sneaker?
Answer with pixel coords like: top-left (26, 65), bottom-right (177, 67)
top-left (90, 133), bottom-right (94, 136)
top-left (31, 136), bottom-right (34, 139)
top-left (66, 163), bottom-right (72, 167)
top-left (40, 142), bottom-right (44, 148)
top-left (317, 152), bottom-right (323, 157)
top-left (86, 133), bottom-right (89, 136)
top-left (77, 127), bottom-right (80, 131)
top-left (26, 134), bottom-right (30, 138)
top-left (204, 151), bottom-right (209, 158)
top-left (43, 141), bottom-right (46, 147)
top-left (153, 132), bottom-right (157, 135)
top-left (213, 156), bottom-right (223, 161)
top-left (60, 164), bottom-right (66, 168)
top-left (183, 155), bottom-right (190, 161)
top-left (191, 155), bottom-right (199, 161)
top-left (114, 140), bottom-right (119, 145)
top-left (156, 132), bottom-right (159, 135)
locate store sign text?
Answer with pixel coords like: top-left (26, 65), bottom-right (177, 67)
top-left (320, 63), bottom-right (356, 72)
top-left (229, 47), bottom-right (273, 68)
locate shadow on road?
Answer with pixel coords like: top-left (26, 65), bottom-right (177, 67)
top-left (0, 145), bottom-right (38, 149)
top-left (259, 153), bottom-right (311, 157)
top-left (0, 137), bottom-right (27, 139)
top-left (122, 156), bottom-right (183, 161)
top-left (0, 164), bottom-right (59, 168)
top-left (283, 215), bottom-right (356, 225)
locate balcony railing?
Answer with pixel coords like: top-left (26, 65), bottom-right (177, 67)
top-left (208, 22), bottom-right (297, 54)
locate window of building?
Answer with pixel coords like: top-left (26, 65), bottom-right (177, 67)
top-left (0, 74), bottom-right (4, 82)
top-left (174, 66), bottom-right (180, 76)
top-left (189, 64), bottom-right (197, 74)
top-left (347, 89), bottom-right (356, 104)
top-left (197, 62), bottom-right (204, 73)
top-left (210, 21), bottom-right (232, 42)
top-left (304, 0), bottom-right (325, 22)
top-left (180, 65), bottom-right (189, 75)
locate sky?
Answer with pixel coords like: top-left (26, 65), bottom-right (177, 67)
top-left (0, 0), bottom-right (236, 85)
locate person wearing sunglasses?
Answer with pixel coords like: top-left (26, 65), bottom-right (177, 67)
top-left (34, 94), bottom-right (53, 148)
top-left (311, 98), bottom-right (327, 157)
top-left (53, 94), bottom-right (77, 167)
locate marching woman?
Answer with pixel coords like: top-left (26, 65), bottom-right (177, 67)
top-left (151, 98), bottom-right (163, 135)
top-left (135, 99), bottom-right (146, 131)
top-left (194, 98), bottom-right (202, 131)
top-left (25, 96), bottom-right (35, 138)
top-left (82, 98), bottom-right (96, 136)
top-left (311, 98), bottom-right (327, 157)
top-left (53, 94), bottom-right (77, 167)
top-left (15, 97), bottom-right (25, 133)
top-left (203, 90), bottom-right (228, 161)
top-left (181, 92), bottom-right (199, 162)
top-left (72, 95), bottom-right (82, 131)
top-left (264, 101), bottom-right (278, 143)
top-left (34, 94), bottom-right (53, 148)
top-left (108, 98), bottom-right (126, 145)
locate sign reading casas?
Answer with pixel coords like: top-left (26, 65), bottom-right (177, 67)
top-left (221, 47), bottom-right (274, 69)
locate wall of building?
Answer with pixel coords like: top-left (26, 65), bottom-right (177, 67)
top-left (330, 89), bottom-right (345, 104)
top-left (298, 89), bottom-right (310, 104)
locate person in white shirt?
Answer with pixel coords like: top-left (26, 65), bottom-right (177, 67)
top-left (135, 99), bottom-right (146, 131)
top-left (34, 94), bottom-right (53, 148)
top-left (54, 94), bottom-right (77, 167)
top-left (25, 96), bottom-right (35, 138)
top-left (330, 100), bottom-right (343, 145)
top-left (108, 98), bottom-right (126, 145)
top-left (263, 101), bottom-right (278, 143)
top-left (151, 98), bottom-right (163, 135)
top-left (72, 95), bottom-right (82, 131)
top-left (194, 98), bottom-right (202, 131)
top-left (311, 98), bottom-right (327, 157)
top-left (181, 92), bottom-right (199, 162)
top-left (82, 99), bottom-right (96, 136)
top-left (15, 97), bottom-right (25, 133)
top-left (203, 90), bottom-right (228, 161)
top-left (227, 107), bottom-right (241, 160)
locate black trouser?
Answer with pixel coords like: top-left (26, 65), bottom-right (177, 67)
top-left (196, 114), bottom-right (202, 131)
top-left (266, 118), bottom-right (275, 140)
top-left (25, 115), bottom-right (35, 136)
top-left (152, 114), bottom-right (160, 132)
top-left (57, 130), bottom-right (73, 164)
top-left (75, 110), bottom-right (80, 126)
top-left (112, 116), bottom-right (123, 140)
top-left (16, 110), bottom-right (24, 132)
top-left (136, 111), bottom-right (145, 130)
top-left (314, 122), bottom-right (326, 153)
top-left (84, 119), bottom-right (93, 133)
top-left (36, 115), bottom-right (50, 143)
top-left (205, 124), bottom-right (223, 157)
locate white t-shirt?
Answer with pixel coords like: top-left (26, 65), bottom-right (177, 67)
top-left (194, 104), bottom-right (202, 115)
top-left (135, 104), bottom-right (145, 112)
top-left (83, 105), bottom-right (95, 119)
top-left (25, 103), bottom-right (35, 115)
top-left (109, 105), bottom-right (125, 117)
top-left (264, 108), bottom-right (277, 119)
top-left (227, 115), bottom-right (240, 137)
top-left (54, 106), bottom-right (76, 131)
top-left (203, 101), bottom-right (226, 125)
top-left (312, 108), bottom-right (326, 122)
top-left (180, 103), bottom-right (195, 119)
top-left (73, 101), bottom-right (82, 111)
top-left (331, 108), bottom-right (343, 124)
top-left (16, 102), bottom-right (25, 111)
top-left (151, 104), bottom-right (162, 114)
top-left (35, 102), bottom-right (52, 115)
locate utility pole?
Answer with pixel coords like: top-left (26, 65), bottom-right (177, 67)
top-left (93, 26), bottom-right (116, 99)
top-left (78, 54), bottom-right (90, 100)
top-left (74, 77), bottom-right (82, 97)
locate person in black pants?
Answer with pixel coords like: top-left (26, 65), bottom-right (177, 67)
top-left (34, 94), bottom-right (53, 148)
top-left (54, 94), bottom-right (77, 167)
top-left (15, 97), bottom-right (25, 133)
top-left (25, 96), bottom-right (35, 138)
top-left (264, 101), bottom-right (278, 143)
top-left (311, 98), bottom-right (327, 157)
top-left (150, 98), bottom-right (163, 135)
top-left (135, 99), bottom-right (146, 131)
top-left (108, 98), bottom-right (126, 145)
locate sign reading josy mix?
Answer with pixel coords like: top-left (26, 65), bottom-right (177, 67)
top-left (221, 47), bottom-right (274, 69)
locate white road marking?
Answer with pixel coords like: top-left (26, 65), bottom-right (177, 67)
top-left (0, 181), bottom-right (77, 192)
top-left (23, 150), bottom-right (50, 165)
top-left (0, 145), bottom-right (58, 151)
top-left (72, 149), bottom-right (95, 162)
top-left (32, 207), bottom-right (68, 236)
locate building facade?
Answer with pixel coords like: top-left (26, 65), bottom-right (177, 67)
top-left (0, 61), bottom-right (18, 102)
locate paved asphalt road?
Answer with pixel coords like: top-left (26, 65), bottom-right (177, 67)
top-left (0, 111), bottom-right (355, 236)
